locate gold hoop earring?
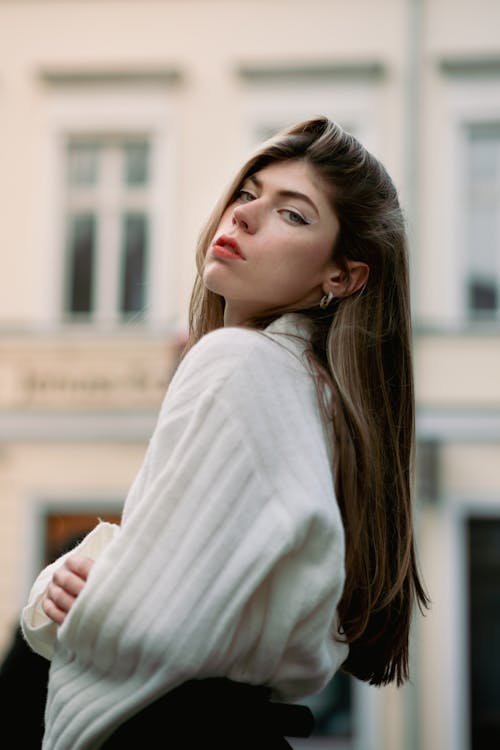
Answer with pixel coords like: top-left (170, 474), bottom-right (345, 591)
top-left (319, 291), bottom-right (334, 309)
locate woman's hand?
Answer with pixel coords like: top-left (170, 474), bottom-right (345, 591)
top-left (42, 554), bottom-right (94, 625)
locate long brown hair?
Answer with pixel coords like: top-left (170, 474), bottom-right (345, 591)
top-left (188, 116), bottom-right (429, 686)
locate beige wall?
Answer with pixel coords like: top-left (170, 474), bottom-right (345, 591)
top-left (416, 335), bottom-right (500, 405)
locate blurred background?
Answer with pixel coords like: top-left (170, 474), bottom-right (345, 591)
top-left (0, 1), bottom-right (499, 748)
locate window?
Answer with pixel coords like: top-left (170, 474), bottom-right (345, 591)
top-left (465, 124), bottom-right (500, 320)
top-left (40, 77), bottom-right (177, 329)
top-left (437, 66), bottom-right (500, 327)
top-left (64, 136), bottom-right (151, 324)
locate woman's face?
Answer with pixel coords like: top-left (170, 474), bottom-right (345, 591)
top-left (203, 159), bottom-right (341, 326)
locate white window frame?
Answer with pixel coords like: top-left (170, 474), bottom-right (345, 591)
top-left (65, 136), bottom-right (156, 324)
top-left (40, 82), bottom-right (179, 331)
top-left (440, 74), bottom-right (500, 327)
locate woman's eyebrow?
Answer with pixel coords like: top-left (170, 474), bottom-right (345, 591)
top-left (248, 174), bottom-right (320, 218)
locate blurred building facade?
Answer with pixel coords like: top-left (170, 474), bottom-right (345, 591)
top-left (0, 1), bottom-right (499, 749)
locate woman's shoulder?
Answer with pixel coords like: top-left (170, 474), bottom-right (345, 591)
top-left (167, 327), bottom-right (270, 398)
top-left (187, 320), bottom-right (306, 371)
top-left (171, 316), bottom-right (311, 399)
top-left (192, 313), bottom-right (311, 362)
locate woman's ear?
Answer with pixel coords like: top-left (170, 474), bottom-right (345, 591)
top-left (325, 260), bottom-right (369, 299)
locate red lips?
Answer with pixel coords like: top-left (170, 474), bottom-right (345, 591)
top-left (212, 234), bottom-right (245, 260)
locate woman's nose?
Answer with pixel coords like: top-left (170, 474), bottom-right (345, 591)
top-left (232, 203), bottom-right (257, 233)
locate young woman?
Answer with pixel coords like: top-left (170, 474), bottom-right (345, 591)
top-left (21, 116), bottom-right (429, 749)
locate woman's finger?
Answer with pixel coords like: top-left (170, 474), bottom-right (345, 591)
top-left (42, 593), bottom-right (68, 625)
top-left (52, 566), bottom-right (86, 597)
top-left (46, 582), bottom-right (76, 614)
top-left (65, 554), bottom-right (95, 582)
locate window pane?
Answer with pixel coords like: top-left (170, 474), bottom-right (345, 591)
top-left (67, 141), bottom-right (99, 186)
top-left (466, 126), bottom-right (500, 318)
top-left (123, 141), bottom-right (150, 185)
top-left (67, 214), bottom-right (95, 314)
top-left (469, 126), bottom-right (499, 180)
top-left (120, 213), bottom-right (148, 315)
top-left (468, 278), bottom-right (498, 312)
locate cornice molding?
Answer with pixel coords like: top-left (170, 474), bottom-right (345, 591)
top-left (439, 56), bottom-right (500, 77)
top-left (238, 61), bottom-right (386, 83)
top-left (39, 68), bottom-right (183, 86)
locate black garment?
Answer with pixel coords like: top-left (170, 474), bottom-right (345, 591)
top-left (100, 678), bottom-right (314, 749)
top-left (0, 625), bottom-right (49, 748)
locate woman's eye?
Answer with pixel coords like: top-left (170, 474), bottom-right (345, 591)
top-left (236, 189), bottom-right (256, 203)
top-left (282, 209), bottom-right (308, 226)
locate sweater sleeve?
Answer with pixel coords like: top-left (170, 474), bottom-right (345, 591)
top-left (20, 522), bottom-right (120, 660)
top-left (42, 328), bottom-right (339, 749)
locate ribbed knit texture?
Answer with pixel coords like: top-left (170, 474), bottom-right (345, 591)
top-left (21, 313), bottom-right (348, 750)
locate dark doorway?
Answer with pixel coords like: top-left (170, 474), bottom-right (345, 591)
top-left (468, 516), bottom-right (500, 749)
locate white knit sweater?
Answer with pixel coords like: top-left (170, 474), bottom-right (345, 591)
top-left (21, 313), bottom-right (348, 750)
